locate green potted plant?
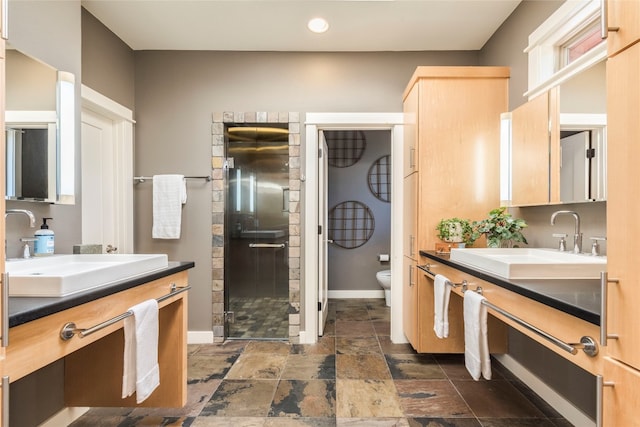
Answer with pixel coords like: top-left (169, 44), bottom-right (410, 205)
top-left (472, 207), bottom-right (528, 248)
top-left (436, 217), bottom-right (476, 246)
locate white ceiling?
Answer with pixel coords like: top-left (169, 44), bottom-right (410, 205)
top-left (81, 0), bottom-right (522, 52)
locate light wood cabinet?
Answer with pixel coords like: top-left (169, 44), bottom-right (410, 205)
top-left (402, 257), bottom-right (418, 347)
top-left (403, 83), bottom-right (419, 177)
top-left (606, 0), bottom-right (640, 57)
top-left (602, 5), bottom-right (640, 424)
top-left (605, 41), bottom-right (640, 371)
top-left (602, 357), bottom-right (640, 427)
top-left (403, 172), bottom-right (417, 260)
top-left (401, 67), bottom-right (509, 352)
top-left (510, 88), bottom-right (560, 206)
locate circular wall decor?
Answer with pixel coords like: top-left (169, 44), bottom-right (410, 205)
top-left (368, 155), bottom-right (391, 202)
top-left (324, 130), bottom-right (367, 168)
top-left (328, 201), bottom-right (375, 249)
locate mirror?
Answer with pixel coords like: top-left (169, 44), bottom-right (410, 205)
top-left (5, 48), bottom-right (76, 204)
top-left (558, 60), bottom-right (606, 203)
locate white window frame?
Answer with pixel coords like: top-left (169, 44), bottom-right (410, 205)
top-left (525, 0), bottom-right (606, 100)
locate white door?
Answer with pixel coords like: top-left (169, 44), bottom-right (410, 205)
top-left (81, 109), bottom-right (116, 250)
top-left (80, 90), bottom-right (134, 254)
top-left (318, 132), bottom-right (329, 335)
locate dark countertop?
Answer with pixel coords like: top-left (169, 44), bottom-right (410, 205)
top-left (9, 261), bottom-right (195, 328)
top-left (419, 250), bottom-right (600, 326)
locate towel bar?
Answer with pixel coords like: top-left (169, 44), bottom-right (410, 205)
top-left (471, 289), bottom-right (598, 357)
top-left (419, 264), bottom-right (599, 357)
top-left (59, 284), bottom-right (191, 341)
top-left (134, 175), bottom-right (211, 183)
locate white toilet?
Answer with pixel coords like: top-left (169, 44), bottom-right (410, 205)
top-left (376, 270), bottom-right (392, 307)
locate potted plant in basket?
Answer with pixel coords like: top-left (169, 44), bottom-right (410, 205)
top-left (436, 218), bottom-right (476, 248)
top-left (472, 207), bottom-right (528, 248)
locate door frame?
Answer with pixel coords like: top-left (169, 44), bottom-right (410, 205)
top-left (302, 112), bottom-right (405, 344)
top-left (80, 85), bottom-right (135, 253)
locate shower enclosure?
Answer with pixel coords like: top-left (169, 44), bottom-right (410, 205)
top-left (224, 123), bottom-right (290, 339)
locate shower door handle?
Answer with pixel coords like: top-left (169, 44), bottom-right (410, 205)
top-left (249, 243), bottom-right (286, 249)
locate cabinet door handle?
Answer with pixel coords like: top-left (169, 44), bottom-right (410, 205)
top-left (596, 375), bottom-right (615, 427)
top-left (1, 273), bottom-right (7, 348)
top-left (600, 271), bottom-right (619, 346)
top-left (409, 147), bottom-right (416, 169)
top-left (409, 235), bottom-right (415, 257)
top-left (408, 264), bottom-right (413, 287)
top-left (2, 376), bottom-right (8, 427)
top-left (600, 0), bottom-right (620, 39)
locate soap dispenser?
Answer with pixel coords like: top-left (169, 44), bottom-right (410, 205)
top-left (34, 217), bottom-right (54, 256)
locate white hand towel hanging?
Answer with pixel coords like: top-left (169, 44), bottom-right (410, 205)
top-left (122, 299), bottom-right (160, 403)
top-left (152, 174), bottom-right (187, 239)
top-left (433, 274), bottom-right (452, 339)
top-left (463, 290), bottom-right (491, 381)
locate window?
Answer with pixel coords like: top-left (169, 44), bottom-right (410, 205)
top-left (526, 0), bottom-right (606, 100)
top-left (559, 21), bottom-right (604, 68)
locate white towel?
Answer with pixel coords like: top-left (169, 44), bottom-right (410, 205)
top-left (122, 299), bottom-right (160, 403)
top-left (463, 290), bottom-right (492, 381)
top-left (152, 174), bottom-right (187, 239)
top-left (433, 274), bottom-right (452, 338)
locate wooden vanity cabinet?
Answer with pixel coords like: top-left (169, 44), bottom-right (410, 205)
top-left (401, 67), bottom-right (509, 352)
top-left (603, 8), bottom-right (640, 424)
top-left (5, 271), bottom-right (189, 408)
top-left (510, 88), bottom-right (560, 207)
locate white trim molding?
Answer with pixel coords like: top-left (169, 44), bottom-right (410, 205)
top-left (302, 112), bottom-right (405, 344)
top-left (525, 0), bottom-right (606, 100)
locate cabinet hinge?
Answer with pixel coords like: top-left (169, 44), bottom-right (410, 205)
top-left (586, 148), bottom-right (596, 159)
top-left (318, 225), bottom-right (322, 235)
top-left (318, 148), bottom-right (323, 158)
top-left (318, 302), bottom-right (322, 311)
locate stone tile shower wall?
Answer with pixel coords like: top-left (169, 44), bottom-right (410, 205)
top-left (211, 112), bottom-right (301, 343)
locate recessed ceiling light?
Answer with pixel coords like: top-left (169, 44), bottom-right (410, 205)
top-left (308, 17), bottom-right (329, 34)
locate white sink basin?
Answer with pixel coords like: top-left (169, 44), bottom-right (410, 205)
top-left (6, 254), bottom-right (169, 297)
top-left (449, 248), bottom-right (606, 280)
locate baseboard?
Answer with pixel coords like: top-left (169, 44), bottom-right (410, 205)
top-left (40, 407), bottom-right (89, 427)
top-left (494, 354), bottom-right (594, 427)
top-left (327, 290), bottom-right (384, 299)
top-left (188, 330), bottom-right (214, 344)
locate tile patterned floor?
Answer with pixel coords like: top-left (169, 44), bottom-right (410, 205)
top-left (70, 299), bottom-right (573, 427)
top-left (228, 296), bottom-right (289, 339)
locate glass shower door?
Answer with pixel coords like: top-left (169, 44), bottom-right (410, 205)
top-left (225, 124), bottom-right (289, 339)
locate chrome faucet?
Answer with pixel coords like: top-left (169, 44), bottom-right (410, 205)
top-left (5, 209), bottom-right (36, 228)
top-left (5, 209), bottom-right (36, 259)
top-left (550, 210), bottom-right (582, 254)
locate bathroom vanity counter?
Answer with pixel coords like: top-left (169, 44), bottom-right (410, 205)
top-left (8, 261), bottom-right (194, 327)
top-left (4, 261), bottom-right (194, 408)
top-left (419, 250), bottom-right (599, 325)
top-left (418, 250), bottom-right (602, 375)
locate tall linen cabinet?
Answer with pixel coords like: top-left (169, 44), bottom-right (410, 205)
top-left (602, 0), bottom-right (640, 425)
top-left (402, 67), bottom-right (509, 352)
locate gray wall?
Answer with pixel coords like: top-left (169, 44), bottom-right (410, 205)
top-left (81, 7), bottom-right (135, 110)
top-left (132, 50), bottom-right (480, 331)
top-left (328, 130), bottom-right (391, 292)
top-left (480, 0), bottom-right (564, 110)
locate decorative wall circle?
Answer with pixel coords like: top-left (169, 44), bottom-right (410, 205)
top-left (325, 130), bottom-right (367, 168)
top-left (328, 201), bottom-right (375, 249)
top-left (368, 155), bottom-right (391, 202)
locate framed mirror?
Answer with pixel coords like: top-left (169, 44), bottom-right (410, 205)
top-left (558, 60), bottom-right (606, 203)
top-left (5, 48), bottom-right (76, 204)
